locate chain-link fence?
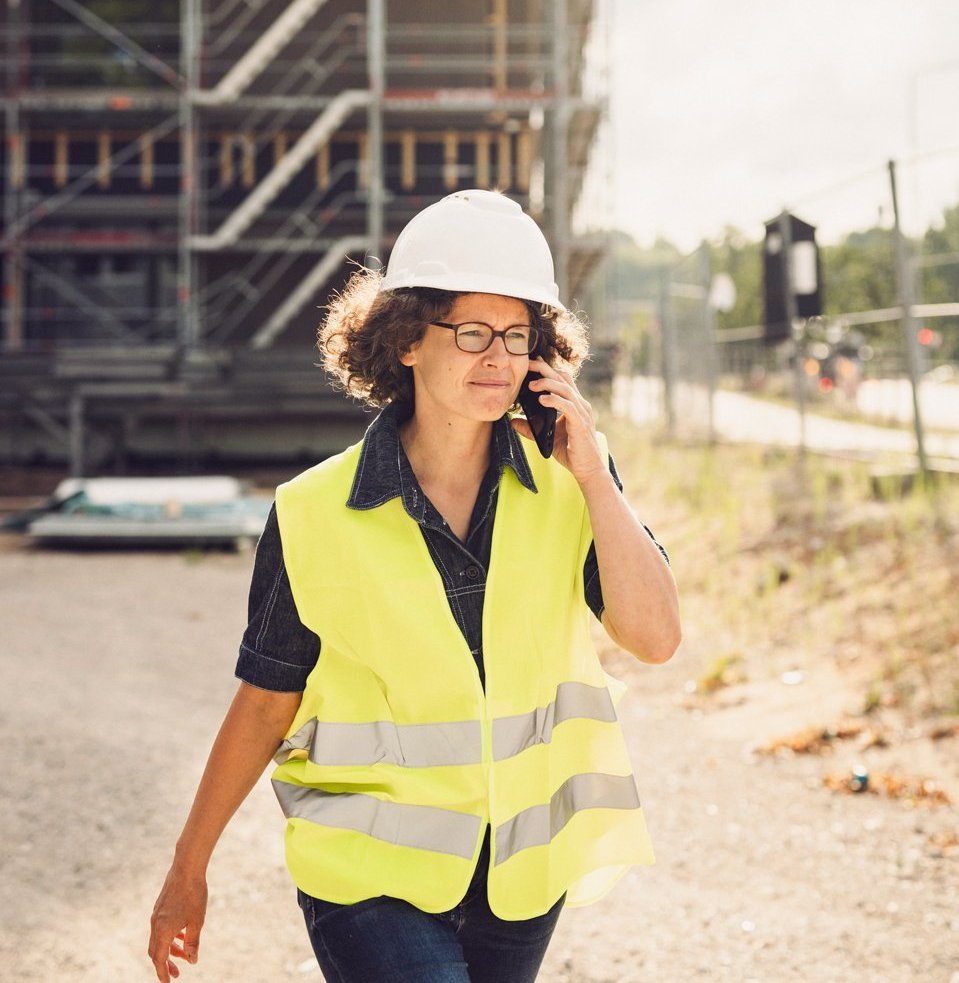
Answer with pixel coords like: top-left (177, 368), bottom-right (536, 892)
top-left (608, 152), bottom-right (959, 468)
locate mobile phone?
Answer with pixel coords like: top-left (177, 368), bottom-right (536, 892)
top-left (518, 370), bottom-right (557, 458)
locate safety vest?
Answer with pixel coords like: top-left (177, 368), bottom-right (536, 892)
top-left (271, 434), bottom-right (654, 921)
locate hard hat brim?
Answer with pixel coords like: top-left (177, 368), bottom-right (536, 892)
top-left (380, 270), bottom-right (565, 312)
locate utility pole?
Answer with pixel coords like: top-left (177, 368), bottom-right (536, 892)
top-left (888, 159), bottom-right (929, 479)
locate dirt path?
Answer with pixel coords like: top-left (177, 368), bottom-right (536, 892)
top-left (2, 538), bottom-right (957, 982)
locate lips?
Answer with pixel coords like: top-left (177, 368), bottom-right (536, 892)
top-left (470, 379), bottom-right (512, 387)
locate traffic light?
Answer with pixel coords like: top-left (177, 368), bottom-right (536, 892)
top-left (763, 213), bottom-right (822, 344)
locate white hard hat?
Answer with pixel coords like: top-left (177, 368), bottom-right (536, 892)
top-left (381, 189), bottom-right (564, 310)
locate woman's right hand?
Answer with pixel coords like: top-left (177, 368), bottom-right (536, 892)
top-left (148, 864), bottom-right (208, 982)
top-left (144, 683), bottom-right (302, 980)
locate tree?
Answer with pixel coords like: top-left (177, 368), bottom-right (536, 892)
top-left (583, 197), bottom-right (959, 362)
top-left (919, 202), bottom-right (959, 360)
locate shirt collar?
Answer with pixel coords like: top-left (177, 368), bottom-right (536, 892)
top-left (346, 401), bottom-right (537, 517)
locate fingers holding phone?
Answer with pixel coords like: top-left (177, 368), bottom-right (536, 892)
top-left (518, 358), bottom-right (605, 484)
top-left (517, 368), bottom-right (557, 457)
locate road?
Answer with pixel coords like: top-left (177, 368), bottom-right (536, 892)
top-left (614, 376), bottom-right (959, 462)
top-left (856, 375), bottom-right (958, 432)
top-left (3, 541), bottom-right (958, 981)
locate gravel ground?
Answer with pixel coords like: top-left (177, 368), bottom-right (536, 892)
top-left (2, 536), bottom-right (958, 983)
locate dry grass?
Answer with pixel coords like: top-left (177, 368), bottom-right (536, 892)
top-left (605, 420), bottom-right (959, 720)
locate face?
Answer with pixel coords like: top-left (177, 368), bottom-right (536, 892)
top-left (400, 292), bottom-right (531, 427)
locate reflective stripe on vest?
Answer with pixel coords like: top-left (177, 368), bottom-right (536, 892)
top-left (491, 681), bottom-right (616, 761)
top-left (272, 779), bottom-right (482, 860)
top-left (275, 681), bottom-right (617, 768)
top-left (494, 772), bottom-right (640, 866)
top-left (275, 718), bottom-right (482, 767)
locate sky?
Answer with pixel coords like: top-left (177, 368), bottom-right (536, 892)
top-left (598, 0), bottom-right (959, 251)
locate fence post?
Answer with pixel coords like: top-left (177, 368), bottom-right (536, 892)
top-left (698, 242), bottom-right (718, 443)
top-left (659, 266), bottom-right (676, 438)
top-left (777, 212), bottom-right (807, 456)
top-left (887, 159), bottom-right (929, 479)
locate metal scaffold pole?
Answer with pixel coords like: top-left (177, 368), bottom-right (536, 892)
top-left (551, 0), bottom-right (569, 301)
top-left (366, 0), bottom-right (385, 268)
top-left (3, 0), bottom-right (25, 350)
top-left (178, 0), bottom-right (201, 348)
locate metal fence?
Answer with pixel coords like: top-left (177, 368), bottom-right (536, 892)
top-left (609, 154), bottom-right (959, 471)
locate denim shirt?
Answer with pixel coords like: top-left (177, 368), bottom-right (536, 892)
top-left (235, 401), bottom-right (668, 693)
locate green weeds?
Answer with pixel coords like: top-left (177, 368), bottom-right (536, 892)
top-left (608, 420), bottom-right (959, 718)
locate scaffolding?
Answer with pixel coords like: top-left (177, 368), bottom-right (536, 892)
top-left (1, 0), bottom-right (607, 472)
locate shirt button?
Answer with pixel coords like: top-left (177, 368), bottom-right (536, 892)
top-left (465, 565), bottom-right (481, 580)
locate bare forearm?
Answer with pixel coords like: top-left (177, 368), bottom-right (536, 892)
top-left (172, 682), bottom-right (302, 873)
top-left (150, 683), bottom-right (301, 980)
top-left (580, 469), bottom-right (681, 663)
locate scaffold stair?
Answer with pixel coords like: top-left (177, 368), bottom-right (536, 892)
top-left (190, 89), bottom-right (370, 251)
top-left (250, 235), bottom-right (371, 348)
top-left (195, 0), bottom-right (332, 106)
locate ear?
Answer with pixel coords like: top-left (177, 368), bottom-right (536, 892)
top-left (398, 335), bottom-right (421, 368)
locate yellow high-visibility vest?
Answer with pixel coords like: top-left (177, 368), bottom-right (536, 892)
top-left (271, 433), bottom-right (654, 920)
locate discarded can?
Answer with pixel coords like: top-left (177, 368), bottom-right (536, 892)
top-left (850, 765), bottom-right (869, 793)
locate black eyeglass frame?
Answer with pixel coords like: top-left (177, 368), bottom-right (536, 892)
top-left (429, 320), bottom-right (540, 356)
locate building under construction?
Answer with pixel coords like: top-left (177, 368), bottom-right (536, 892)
top-left (1, 0), bottom-right (606, 473)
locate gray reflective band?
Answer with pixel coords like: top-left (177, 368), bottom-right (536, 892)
top-left (274, 682), bottom-right (615, 768)
top-left (492, 682), bottom-right (617, 761)
top-left (274, 718), bottom-right (317, 763)
top-left (272, 779), bottom-right (482, 859)
top-left (274, 718), bottom-right (482, 768)
top-left (494, 772), bottom-right (640, 866)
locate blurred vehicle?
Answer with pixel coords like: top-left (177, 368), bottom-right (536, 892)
top-left (805, 330), bottom-right (869, 399)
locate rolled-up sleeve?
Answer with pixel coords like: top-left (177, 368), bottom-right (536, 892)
top-left (235, 503), bottom-right (320, 692)
top-left (583, 453), bottom-right (670, 621)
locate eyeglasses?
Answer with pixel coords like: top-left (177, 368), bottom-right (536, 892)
top-left (430, 321), bottom-right (539, 356)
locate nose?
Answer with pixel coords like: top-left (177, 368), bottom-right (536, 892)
top-left (482, 335), bottom-right (512, 364)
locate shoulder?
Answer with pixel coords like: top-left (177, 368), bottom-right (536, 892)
top-left (279, 442), bottom-right (363, 499)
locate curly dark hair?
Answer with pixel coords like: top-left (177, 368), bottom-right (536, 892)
top-left (318, 266), bottom-right (589, 408)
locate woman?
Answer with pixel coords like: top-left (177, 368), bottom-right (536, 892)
top-left (149, 189), bottom-right (680, 983)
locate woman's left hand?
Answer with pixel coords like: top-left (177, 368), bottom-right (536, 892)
top-left (511, 357), bottom-right (607, 486)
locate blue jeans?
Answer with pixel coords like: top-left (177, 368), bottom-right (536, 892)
top-left (297, 827), bottom-right (565, 982)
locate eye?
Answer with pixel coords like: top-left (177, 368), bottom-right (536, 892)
top-left (506, 328), bottom-right (531, 342)
top-left (458, 325), bottom-right (488, 339)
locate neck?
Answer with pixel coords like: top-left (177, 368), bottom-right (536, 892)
top-left (399, 411), bottom-right (494, 490)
